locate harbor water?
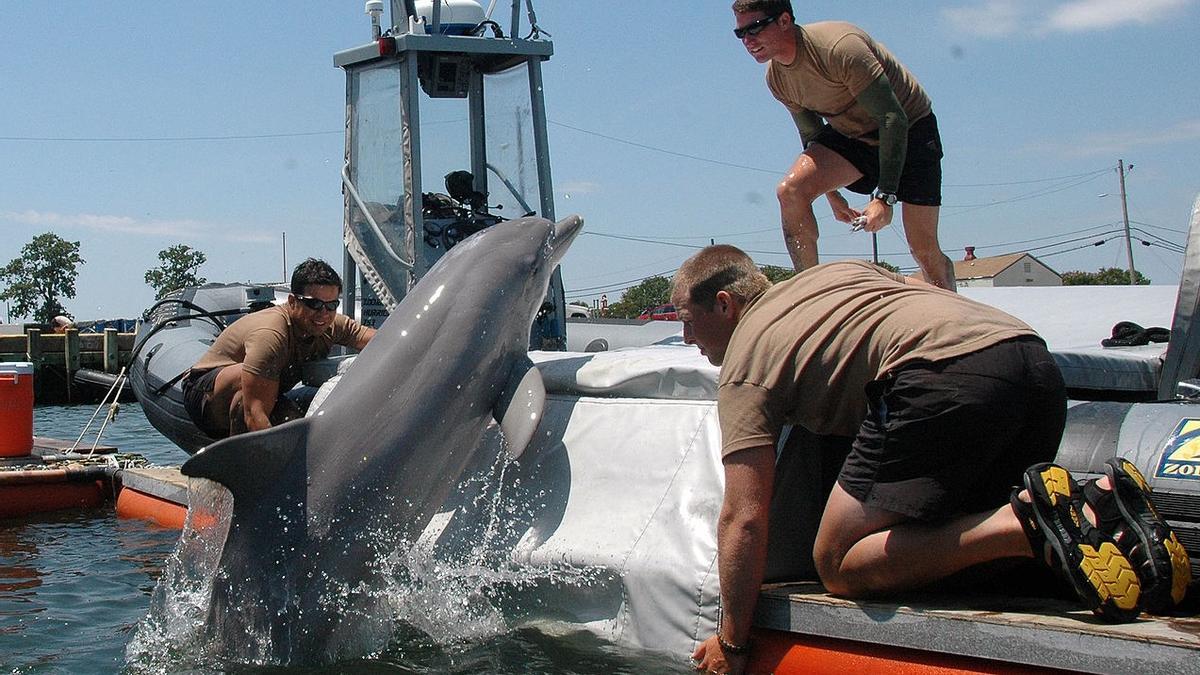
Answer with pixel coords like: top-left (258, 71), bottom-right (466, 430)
top-left (0, 404), bottom-right (690, 674)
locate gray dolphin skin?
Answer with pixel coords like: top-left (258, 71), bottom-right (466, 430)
top-left (180, 214), bottom-right (583, 664)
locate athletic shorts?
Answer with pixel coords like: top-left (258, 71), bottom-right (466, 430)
top-left (837, 336), bottom-right (1066, 521)
top-left (811, 112), bottom-right (944, 206)
top-left (182, 367), bottom-right (226, 438)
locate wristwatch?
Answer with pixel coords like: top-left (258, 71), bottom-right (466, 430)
top-left (872, 189), bottom-right (898, 206)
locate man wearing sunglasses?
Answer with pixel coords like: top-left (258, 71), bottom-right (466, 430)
top-left (732, 0), bottom-right (956, 291)
top-left (183, 257), bottom-right (376, 439)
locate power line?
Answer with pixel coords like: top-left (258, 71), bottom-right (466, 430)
top-left (942, 168), bottom-right (1111, 188)
top-left (548, 120), bottom-right (780, 175)
top-left (1130, 219), bottom-right (1187, 235)
top-left (0, 131), bottom-right (342, 142)
top-left (968, 223), bottom-right (1120, 252)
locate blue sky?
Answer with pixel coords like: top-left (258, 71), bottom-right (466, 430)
top-left (2, 0), bottom-right (1198, 321)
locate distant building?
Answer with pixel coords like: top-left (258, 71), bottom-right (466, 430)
top-left (913, 247), bottom-right (1062, 288)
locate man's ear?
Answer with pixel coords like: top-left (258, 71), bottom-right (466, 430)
top-left (715, 290), bottom-right (737, 318)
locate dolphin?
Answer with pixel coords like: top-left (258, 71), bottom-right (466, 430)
top-left (179, 214), bottom-right (583, 664)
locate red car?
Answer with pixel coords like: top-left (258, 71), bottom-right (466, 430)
top-left (638, 304), bottom-right (678, 321)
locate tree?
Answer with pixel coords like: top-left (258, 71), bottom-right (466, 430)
top-left (606, 276), bottom-right (671, 318)
top-left (873, 260), bottom-right (903, 274)
top-left (145, 244), bottom-right (208, 299)
top-left (760, 265), bottom-right (795, 284)
top-left (1062, 267), bottom-right (1151, 286)
top-left (0, 233), bottom-right (85, 323)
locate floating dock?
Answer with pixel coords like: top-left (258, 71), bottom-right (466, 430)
top-left (0, 328), bottom-right (135, 403)
top-left (0, 436), bottom-right (189, 525)
top-left (0, 437), bottom-right (121, 517)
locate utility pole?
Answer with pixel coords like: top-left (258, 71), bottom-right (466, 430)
top-left (1118, 159), bottom-right (1136, 285)
top-left (282, 232), bottom-right (288, 284)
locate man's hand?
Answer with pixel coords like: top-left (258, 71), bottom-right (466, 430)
top-left (825, 191), bottom-right (861, 224)
top-left (860, 198), bottom-right (894, 233)
top-left (692, 634), bottom-right (748, 675)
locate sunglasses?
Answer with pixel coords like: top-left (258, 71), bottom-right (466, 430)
top-left (733, 13), bottom-right (780, 39)
top-left (295, 295), bottom-right (340, 312)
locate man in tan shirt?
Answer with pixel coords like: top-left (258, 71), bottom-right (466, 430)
top-left (182, 258), bottom-right (375, 439)
top-left (732, 0), bottom-right (955, 289)
top-left (678, 245), bottom-right (1156, 673)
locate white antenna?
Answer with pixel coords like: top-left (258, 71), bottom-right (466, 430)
top-left (366, 0), bottom-right (384, 39)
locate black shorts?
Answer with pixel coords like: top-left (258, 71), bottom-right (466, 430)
top-left (837, 336), bottom-right (1066, 521)
top-left (182, 367), bottom-right (226, 438)
top-left (811, 112), bottom-right (944, 206)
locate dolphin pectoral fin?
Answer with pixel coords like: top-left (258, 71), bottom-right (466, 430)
top-left (181, 418), bottom-right (311, 503)
top-left (493, 358), bottom-right (546, 460)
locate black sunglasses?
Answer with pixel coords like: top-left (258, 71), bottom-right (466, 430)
top-left (295, 295), bottom-right (340, 312)
top-left (733, 13), bottom-right (780, 39)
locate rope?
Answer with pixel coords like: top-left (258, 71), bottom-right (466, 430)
top-left (70, 366), bottom-right (128, 456)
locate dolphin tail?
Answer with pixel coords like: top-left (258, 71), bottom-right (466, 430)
top-left (182, 418), bottom-right (311, 503)
top-left (493, 357), bottom-right (546, 460)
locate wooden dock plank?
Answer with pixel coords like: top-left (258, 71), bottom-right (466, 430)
top-left (119, 466), bottom-right (188, 506)
top-left (755, 582), bottom-right (1200, 674)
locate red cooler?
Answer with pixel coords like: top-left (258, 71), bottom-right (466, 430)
top-left (0, 362), bottom-right (34, 457)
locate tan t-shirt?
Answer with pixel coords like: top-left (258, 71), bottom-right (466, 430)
top-left (191, 305), bottom-right (372, 392)
top-left (717, 260), bottom-right (1037, 454)
top-left (766, 22), bottom-right (932, 143)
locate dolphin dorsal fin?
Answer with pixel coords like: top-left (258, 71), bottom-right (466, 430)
top-left (181, 418), bottom-right (311, 503)
top-left (493, 357), bottom-right (546, 459)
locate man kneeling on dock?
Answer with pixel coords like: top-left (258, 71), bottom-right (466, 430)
top-left (182, 258), bottom-right (375, 438)
top-left (676, 246), bottom-right (1188, 674)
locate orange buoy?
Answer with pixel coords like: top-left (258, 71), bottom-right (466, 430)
top-left (115, 487), bottom-right (188, 529)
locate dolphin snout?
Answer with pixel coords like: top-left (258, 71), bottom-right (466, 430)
top-left (550, 215), bottom-right (584, 261)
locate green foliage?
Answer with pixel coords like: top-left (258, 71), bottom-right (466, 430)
top-left (1062, 267), bottom-right (1151, 286)
top-left (606, 276), bottom-right (671, 318)
top-left (0, 232), bottom-right (85, 323)
top-left (760, 265), bottom-right (795, 283)
top-left (873, 260), bottom-right (902, 274)
top-left (145, 244), bottom-right (208, 299)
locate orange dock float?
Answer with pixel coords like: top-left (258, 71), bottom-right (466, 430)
top-left (0, 436), bottom-right (122, 519)
top-left (115, 467), bottom-right (189, 529)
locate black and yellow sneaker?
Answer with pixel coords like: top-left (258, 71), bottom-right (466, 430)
top-left (1023, 462), bottom-right (1142, 622)
top-left (1082, 457), bottom-right (1192, 614)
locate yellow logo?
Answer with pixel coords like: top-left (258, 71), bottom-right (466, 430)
top-left (1156, 419), bottom-right (1200, 479)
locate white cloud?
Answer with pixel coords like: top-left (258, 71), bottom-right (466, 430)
top-left (943, 0), bottom-right (1027, 38)
top-left (1048, 0), bottom-right (1191, 31)
top-left (942, 0), bottom-right (1194, 36)
top-left (1030, 118), bottom-right (1200, 157)
top-left (0, 210), bottom-right (275, 243)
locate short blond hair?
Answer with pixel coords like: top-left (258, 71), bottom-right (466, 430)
top-left (672, 245), bottom-right (771, 310)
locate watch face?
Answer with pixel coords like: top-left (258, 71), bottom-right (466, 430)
top-left (873, 190), bottom-right (897, 205)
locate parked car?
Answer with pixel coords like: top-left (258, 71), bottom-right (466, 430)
top-left (567, 302), bottom-right (592, 319)
top-left (638, 304), bottom-right (678, 321)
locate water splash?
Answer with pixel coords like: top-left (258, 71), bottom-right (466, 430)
top-left (124, 479), bottom-right (233, 672)
top-left (124, 440), bottom-right (611, 670)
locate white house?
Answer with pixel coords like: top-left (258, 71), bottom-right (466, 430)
top-left (915, 248), bottom-right (1062, 287)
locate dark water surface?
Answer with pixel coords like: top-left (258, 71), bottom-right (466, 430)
top-left (0, 404), bottom-right (687, 674)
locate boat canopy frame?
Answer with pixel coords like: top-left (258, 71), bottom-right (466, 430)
top-left (335, 0), bottom-right (566, 347)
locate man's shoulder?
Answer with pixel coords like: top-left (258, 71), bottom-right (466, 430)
top-left (234, 306), bottom-right (291, 343)
top-left (802, 20), bottom-right (868, 43)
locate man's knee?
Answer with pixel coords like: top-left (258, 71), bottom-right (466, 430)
top-left (776, 172), bottom-right (824, 210)
top-left (812, 535), bottom-right (857, 596)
